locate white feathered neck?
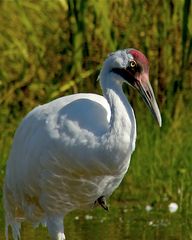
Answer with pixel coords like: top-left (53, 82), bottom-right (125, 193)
top-left (99, 65), bottom-right (137, 169)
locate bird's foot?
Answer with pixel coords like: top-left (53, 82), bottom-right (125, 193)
top-left (95, 196), bottom-right (109, 211)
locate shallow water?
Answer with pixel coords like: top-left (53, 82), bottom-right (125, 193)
top-left (1, 201), bottom-right (191, 240)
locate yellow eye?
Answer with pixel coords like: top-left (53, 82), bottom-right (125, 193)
top-left (130, 60), bottom-right (136, 68)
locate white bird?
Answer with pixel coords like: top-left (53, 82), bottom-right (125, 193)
top-left (3, 48), bottom-right (161, 240)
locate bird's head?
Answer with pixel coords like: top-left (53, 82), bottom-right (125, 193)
top-left (100, 49), bottom-right (162, 127)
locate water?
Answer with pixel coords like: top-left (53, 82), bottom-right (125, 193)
top-left (1, 201), bottom-right (191, 240)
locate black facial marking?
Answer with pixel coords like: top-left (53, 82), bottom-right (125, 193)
top-left (112, 68), bottom-right (136, 85)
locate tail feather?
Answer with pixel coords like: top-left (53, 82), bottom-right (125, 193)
top-left (5, 213), bottom-right (21, 240)
top-left (4, 184), bottom-right (21, 240)
top-left (10, 221), bottom-right (21, 240)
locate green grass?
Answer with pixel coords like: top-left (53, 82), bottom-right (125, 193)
top-left (0, 0), bottom-right (192, 239)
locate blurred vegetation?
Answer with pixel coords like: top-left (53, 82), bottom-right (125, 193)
top-left (0, 0), bottom-right (192, 238)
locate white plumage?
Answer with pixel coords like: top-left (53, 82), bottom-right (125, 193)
top-left (3, 49), bottom-right (161, 240)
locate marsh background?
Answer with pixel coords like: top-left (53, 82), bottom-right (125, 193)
top-left (0, 0), bottom-right (192, 239)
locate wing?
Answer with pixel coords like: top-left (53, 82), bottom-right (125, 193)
top-left (5, 93), bottom-right (111, 197)
top-left (50, 93), bottom-right (111, 136)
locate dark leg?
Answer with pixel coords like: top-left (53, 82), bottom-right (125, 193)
top-left (95, 196), bottom-right (109, 211)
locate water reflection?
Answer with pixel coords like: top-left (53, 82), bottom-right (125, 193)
top-left (1, 201), bottom-right (190, 240)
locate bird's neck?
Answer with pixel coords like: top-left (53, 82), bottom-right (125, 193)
top-left (101, 76), bottom-right (136, 154)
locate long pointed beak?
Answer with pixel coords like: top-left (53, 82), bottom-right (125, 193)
top-left (135, 74), bottom-right (162, 127)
